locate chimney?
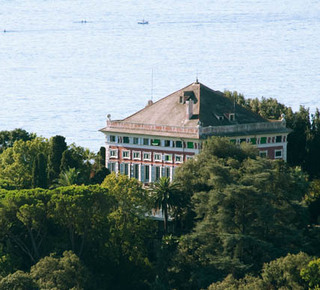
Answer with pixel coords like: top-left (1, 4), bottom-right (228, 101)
top-left (146, 100), bottom-right (153, 107)
top-left (186, 99), bottom-right (193, 120)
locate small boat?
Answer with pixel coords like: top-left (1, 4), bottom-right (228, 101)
top-left (138, 19), bottom-right (149, 25)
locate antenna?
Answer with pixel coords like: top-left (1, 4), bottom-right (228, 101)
top-left (151, 68), bottom-right (154, 101)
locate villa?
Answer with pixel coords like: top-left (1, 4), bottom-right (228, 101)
top-left (100, 81), bottom-right (291, 183)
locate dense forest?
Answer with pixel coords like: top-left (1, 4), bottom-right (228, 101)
top-left (0, 94), bottom-right (320, 289)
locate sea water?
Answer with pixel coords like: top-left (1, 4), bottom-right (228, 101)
top-left (0, 0), bottom-right (319, 151)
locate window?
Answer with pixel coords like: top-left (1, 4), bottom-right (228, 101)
top-left (250, 137), bottom-right (257, 145)
top-left (165, 167), bottom-right (170, 178)
top-left (164, 154), bottom-right (172, 163)
top-left (275, 150), bottom-right (282, 159)
top-left (123, 136), bottom-right (130, 144)
top-left (110, 135), bottom-right (116, 142)
top-left (229, 113), bottom-right (235, 121)
top-left (230, 139), bottom-right (236, 144)
top-left (110, 149), bottom-right (118, 158)
top-left (109, 163), bottom-right (116, 172)
top-left (143, 138), bottom-right (149, 145)
top-left (187, 142), bottom-right (194, 149)
top-left (175, 141), bottom-right (182, 148)
top-left (133, 164), bottom-right (139, 179)
top-left (155, 167), bottom-right (161, 181)
top-left (122, 150), bottom-right (130, 159)
top-left (133, 151), bottom-right (141, 160)
top-left (276, 135), bottom-right (282, 143)
top-left (186, 155), bottom-right (193, 160)
top-left (260, 137), bottom-right (267, 144)
top-left (143, 152), bottom-right (151, 161)
top-left (124, 163), bottom-right (129, 176)
top-left (154, 153), bottom-right (162, 162)
top-left (145, 165), bottom-right (150, 181)
top-left (259, 151), bottom-right (268, 158)
top-left (164, 140), bottom-right (171, 147)
top-left (175, 155), bottom-right (183, 163)
top-left (133, 137), bottom-right (139, 144)
top-left (240, 138), bottom-right (246, 143)
top-left (151, 139), bottom-right (161, 146)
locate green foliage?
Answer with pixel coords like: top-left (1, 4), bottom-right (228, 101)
top-left (301, 258), bottom-right (320, 289)
top-left (0, 270), bottom-right (39, 290)
top-left (90, 167), bottom-right (109, 184)
top-left (59, 144), bottom-right (94, 185)
top-left (0, 179), bottom-right (16, 190)
top-left (209, 252), bottom-right (312, 290)
top-left (151, 177), bottom-right (182, 233)
top-left (47, 135), bottom-right (67, 183)
top-left (30, 251), bottom-right (88, 290)
top-left (261, 252), bottom-right (311, 289)
top-left (50, 185), bottom-right (114, 257)
top-left (55, 168), bottom-right (80, 187)
top-left (287, 106), bottom-right (311, 169)
top-left (32, 153), bottom-right (47, 188)
top-left (306, 179), bottom-right (320, 224)
top-left (0, 188), bottom-right (52, 264)
top-left (224, 90), bottom-right (288, 120)
top-left (0, 137), bottom-right (49, 189)
top-left (172, 137), bottom-right (310, 289)
top-left (101, 174), bottom-right (156, 289)
top-left (0, 129), bottom-right (35, 154)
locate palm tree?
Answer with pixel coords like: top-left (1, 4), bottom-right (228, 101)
top-left (55, 168), bottom-right (80, 187)
top-left (152, 177), bottom-right (181, 233)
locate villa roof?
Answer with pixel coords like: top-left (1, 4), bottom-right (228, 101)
top-left (123, 82), bottom-right (266, 126)
top-left (100, 82), bottom-right (290, 138)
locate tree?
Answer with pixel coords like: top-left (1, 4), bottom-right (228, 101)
top-left (151, 177), bottom-right (182, 233)
top-left (171, 137), bottom-right (310, 289)
top-left (0, 189), bottom-right (52, 265)
top-left (0, 270), bottom-right (38, 290)
top-left (30, 251), bottom-right (88, 290)
top-left (306, 179), bottom-right (320, 224)
top-left (47, 135), bottom-right (67, 183)
top-left (0, 137), bottom-right (49, 189)
top-left (301, 258), bottom-right (320, 289)
top-left (0, 129), bottom-right (35, 153)
top-left (32, 153), bottom-right (47, 188)
top-left (55, 168), bottom-right (80, 187)
top-left (51, 185), bottom-right (114, 257)
top-left (101, 174), bottom-right (155, 289)
top-left (287, 106), bottom-right (311, 168)
top-left (60, 144), bottom-right (94, 185)
top-left (209, 252), bottom-right (312, 290)
top-left (305, 109), bottom-right (320, 179)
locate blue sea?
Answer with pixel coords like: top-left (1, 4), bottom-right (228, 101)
top-left (1, 0), bottom-right (319, 151)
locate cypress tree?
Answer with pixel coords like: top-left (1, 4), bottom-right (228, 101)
top-left (47, 135), bottom-right (67, 183)
top-left (32, 153), bottom-right (47, 188)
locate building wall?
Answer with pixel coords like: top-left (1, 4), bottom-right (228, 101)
top-left (104, 133), bottom-right (199, 182)
top-left (104, 131), bottom-right (289, 182)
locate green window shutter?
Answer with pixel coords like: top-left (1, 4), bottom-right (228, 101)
top-left (250, 138), bottom-right (256, 144)
top-left (230, 139), bottom-right (236, 144)
top-left (151, 139), bottom-right (160, 146)
top-left (260, 137), bottom-right (267, 144)
top-left (187, 142), bottom-right (194, 149)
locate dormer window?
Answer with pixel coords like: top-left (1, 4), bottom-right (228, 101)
top-left (229, 113), bottom-right (235, 121)
top-left (215, 114), bottom-right (224, 121)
